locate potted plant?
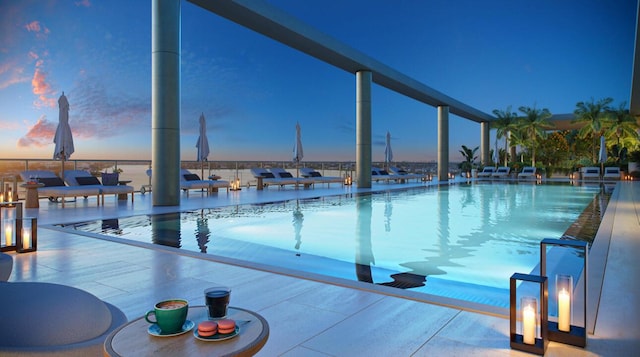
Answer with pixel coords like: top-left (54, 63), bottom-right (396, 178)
top-left (629, 149), bottom-right (640, 174)
top-left (458, 145), bottom-right (478, 177)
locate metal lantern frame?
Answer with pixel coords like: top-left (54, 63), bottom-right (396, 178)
top-left (540, 238), bottom-right (588, 347)
top-left (510, 273), bottom-right (549, 355)
top-left (0, 201), bottom-right (22, 252)
top-left (17, 217), bottom-right (37, 253)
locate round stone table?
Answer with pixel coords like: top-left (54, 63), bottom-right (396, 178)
top-left (20, 182), bottom-right (44, 208)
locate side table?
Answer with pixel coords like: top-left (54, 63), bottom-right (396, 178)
top-left (20, 183), bottom-right (44, 208)
top-left (117, 180), bottom-right (131, 200)
top-left (103, 306), bottom-right (269, 357)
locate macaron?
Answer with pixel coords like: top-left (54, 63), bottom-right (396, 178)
top-left (217, 319), bottom-right (236, 334)
top-left (197, 321), bottom-right (218, 337)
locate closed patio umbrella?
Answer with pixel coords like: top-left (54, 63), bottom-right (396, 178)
top-left (196, 113), bottom-right (210, 178)
top-left (53, 92), bottom-right (74, 178)
top-left (599, 135), bottom-right (607, 177)
top-left (384, 131), bottom-right (393, 170)
top-left (293, 122), bottom-right (303, 177)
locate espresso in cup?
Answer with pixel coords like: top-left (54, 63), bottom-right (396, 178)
top-left (145, 299), bottom-right (188, 334)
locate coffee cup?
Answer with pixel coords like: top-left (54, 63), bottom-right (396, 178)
top-left (204, 287), bottom-right (231, 319)
top-left (145, 299), bottom-right (188, 334)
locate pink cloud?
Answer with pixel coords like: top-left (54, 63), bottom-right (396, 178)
top-left (30, 57), bottom-right (56, 108)
top-left (75, 0), bottom-right (91, 7)
top-left (0, 59), bottom-right (30, 90)
top-left (24, 21), bottom-right (50, 39)
top-left (17, 114), bottom-right (56, 148)
top-left (24, 21), bottom-right (41, 32)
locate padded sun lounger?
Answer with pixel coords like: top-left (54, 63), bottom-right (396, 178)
top-left (517, 166), bottom-right (537, 180)
top-left (180, 169), bottom-right (229, 195)
top-left (64, 170), bottom-right (134, 204)
top-left (603, 167), bottom-right (621, 180)
top-left (371, 167), bottom-right (395, 183)
top-left (300, 167), bottom-right (344, 187)
top-left (20, 170), bottom-right (101, 208)
top-left (250, 168), bottom-right (299, 188)
top-left (269, 168), bottom-right (314, 188)
top-left (388, 166), bottom-right (423, 182)
top-left (492, 166), bottom-right (511, 178)
top-left (477, 167), bottom-right (496, 178)
top-left (581, 167), bottom-right (601, 180)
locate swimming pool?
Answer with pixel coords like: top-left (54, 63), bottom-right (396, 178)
top-left (64, 182), bottom-right (607, 308)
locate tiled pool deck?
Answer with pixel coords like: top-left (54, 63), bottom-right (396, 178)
top-left (5, 180), bottom-right (639, 356)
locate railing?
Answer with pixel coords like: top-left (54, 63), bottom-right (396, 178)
top-left (0, 158), bottom-right (439, 197)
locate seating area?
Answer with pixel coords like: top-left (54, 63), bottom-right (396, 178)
top-left (603, 166), bottom-right (621, 180)
top-left (180, 169), bottom-right (230, 195)
top-left (300, 167), bottom-right (344, 187)
top-left (388, 166), bottom-right (424, 182)
top-left (371, 167), bottom-right (395, 183)
top-left (492, 166), bottom-right (511, 178)
top-left (250, 167), bottom-right (312, 188)
top-left (476, 166), bottom-right (496, 178)
top-left (517, 166), bottom-right (537, 180)
top-left (20, 170), bottom-right (102, 208)
top-left (64, 170), bottom-right (134, 204)
top-left (581, 166), bottom-right (601, 180)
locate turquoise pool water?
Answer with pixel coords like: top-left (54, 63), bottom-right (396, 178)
top-left (65, 182), bottom-right (606, 308)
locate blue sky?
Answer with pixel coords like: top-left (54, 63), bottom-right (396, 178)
top-left (0, 0), bottom-right (636, 162)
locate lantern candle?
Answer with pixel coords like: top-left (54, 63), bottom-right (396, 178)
top-left (523, 303), bottom-right (536, 344)
top-left (22, 230), bottom-right (30, 249)
top-left (558, 288), bottom-right (571, 332)
top-left (5, 222), bottom-right (13, 246)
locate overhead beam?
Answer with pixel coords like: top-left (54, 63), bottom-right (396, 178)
top-left (187, 0), bottom-right (494, 123)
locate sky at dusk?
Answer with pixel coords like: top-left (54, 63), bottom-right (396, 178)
top-left (0, 0), bottom-right (636, 163)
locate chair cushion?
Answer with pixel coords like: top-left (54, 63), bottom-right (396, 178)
top-left (183, 173), bottom-right (201, 181)
top-left (38, 177), bottom-right (66, 187)
top-left (379, 170), bottom-right (389, 175)
top-left (310, 172), bottom-right (322, 177)
top-left (261, 172), bottom-right (275, 178)
top-left (76, 176), bottom-right (101, 185)
top-left (278, 172), bottom-right (293, 178)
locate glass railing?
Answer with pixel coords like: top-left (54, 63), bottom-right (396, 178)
top-left (0, 158), bottom-right (437, 197)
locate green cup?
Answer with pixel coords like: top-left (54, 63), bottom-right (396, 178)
top-left (145, 299), bottom-right (188, 334)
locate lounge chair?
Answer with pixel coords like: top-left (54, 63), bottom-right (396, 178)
top-left (180, 169), bottom-right (229, 195)
top-left (603, 167), bottom-right (621, 180)
top-left (64, 170), bottom-right (134, 204)
top-left (581, 167), bottom-right (600, 180)
top-left (250, 168), bottom-right (297, 188)
top-left (517, 166), bottom-right (537, 180)
top-left (476, 167), bottom-right (496, 178)
top-left (20, 170), bottom-right (101, 208)
top-left (492, 166), bottom-right (511, 178)
top-left (300, 167), bottom-right (343, 187)
top-left (371, 167), bottom-right (393, 183)
top-left (388, 167), bottom-right (423, 182)
top-left (269, 168), bottom-right (314, 188)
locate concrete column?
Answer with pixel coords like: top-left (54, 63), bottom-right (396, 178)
top-left (356, 70), bottom-right (372, 188)
top-left (152, 0), bottom-right (181, 206)
top-left (437, 106), bottom-right (449, 181)
top-left (480, 121), bottom-right (490, 166)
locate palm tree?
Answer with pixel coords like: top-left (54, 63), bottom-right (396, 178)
top-left (605, 102), bottom-right (640, 162)
top-left (518, 105), bottom-right (553, 167)
top-left (492, 106), bottom-right (518, 166)
top-left (573, 97), bottom-right (614, 163)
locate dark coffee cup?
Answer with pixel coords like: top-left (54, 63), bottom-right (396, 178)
top-left (204, 287), bottom-right (231, 319)
top-left (145, 299), bottom-right (188, 334)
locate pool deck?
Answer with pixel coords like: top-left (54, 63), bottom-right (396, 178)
top-left (5, 180), bottom-right (639, 356)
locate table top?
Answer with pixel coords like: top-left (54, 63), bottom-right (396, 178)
top-left (117, 180), bottom-right (132, 185)
top-left (103, 306), bottom-right (269, 357)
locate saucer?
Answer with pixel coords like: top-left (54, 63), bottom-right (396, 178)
top-left (194, 325), bottom-right (240, 342)
top-left (148, 320), bottom-right (195, 337)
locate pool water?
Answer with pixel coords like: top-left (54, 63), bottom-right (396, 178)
top-left (64, 182), bottom-right (606, 308)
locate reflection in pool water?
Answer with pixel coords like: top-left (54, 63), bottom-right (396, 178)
top-left (66, 182), bottom-right (607, 308)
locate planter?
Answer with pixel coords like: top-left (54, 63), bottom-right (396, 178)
top-left (629, 162), bottom-right (640, 173)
